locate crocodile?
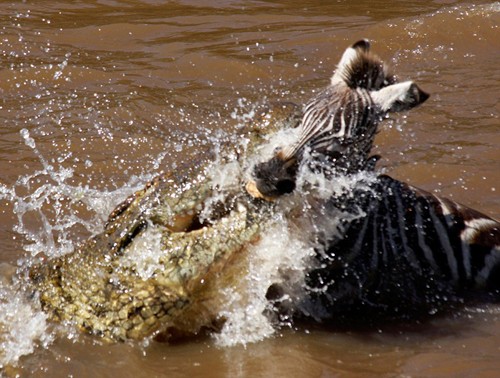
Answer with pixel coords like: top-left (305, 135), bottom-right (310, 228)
top-left (27, 102), bottom-right (302, 341)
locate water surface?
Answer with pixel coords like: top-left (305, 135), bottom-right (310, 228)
top-left (0, 1), bottom-right (499, 376)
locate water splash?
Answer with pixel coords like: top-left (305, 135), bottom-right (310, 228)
top-left (0, 128), bottom-right (155, 259)
top-left (230, 97), bottom-right (259, 127)
top-left (212, 138), bottom-right (379, 346)
top-left (0, 282), bottom-right (54, 369)
top-left (0, 94), bottom-right (384, 362)
top-left (118, 222), bottom-right (165, 280)
top-left (0, 127), bottom-right (163, 366)
top-left (215, 218), bottom-right (315, 347)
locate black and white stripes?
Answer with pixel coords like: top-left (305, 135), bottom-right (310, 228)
top-left (300, 176), bottom-right (500, 319)
top-left (279, 87), bottom-right (375, 160)
top-left (284, 39), bottom-right (429, 169)
top-left (254, 40), bottom-right (499, 319)
top-left (251, 40), bottom-right (428, 199)
top-left (278, 40), bottom-right (389, 164)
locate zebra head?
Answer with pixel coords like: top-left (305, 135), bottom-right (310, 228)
top-left (248, 40), bottom-right (429, 200)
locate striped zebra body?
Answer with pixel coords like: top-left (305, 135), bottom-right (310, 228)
top-left (298, 175), bottom-right (500, 320)
top-left (253, 40), bottom-right (499, 319)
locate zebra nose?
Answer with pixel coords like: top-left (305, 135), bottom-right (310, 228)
top-left (276, 179), bottom-right (296, 194)
top-left (248, 155), bottom-right (298, 200)
top-left (246, 177), bottom-right (296, 201)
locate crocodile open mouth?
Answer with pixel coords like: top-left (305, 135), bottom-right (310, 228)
top-left (164, 211), bottom-right (207, 233)
top-left (114, 211), bottom-right (210, 255)
top-left (154, 197), bottom-right (233, 234)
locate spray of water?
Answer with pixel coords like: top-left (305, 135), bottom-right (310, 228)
top-left (0, 128), bottom-right (164, 367)
top-left (0, 96), bottom-right (378, 366)
top-left (212, 144), bottom-right (379, 346)
top-left (1, 128), bottom-right (151, 260)
top-left (215, 217), bottom-right (316, 347)
top-left (0, 283), bottom-right (54, 369)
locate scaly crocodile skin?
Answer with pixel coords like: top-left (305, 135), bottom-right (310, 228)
top-left (28, 102), bottom-right (302, 341)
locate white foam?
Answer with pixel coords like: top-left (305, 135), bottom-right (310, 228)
top-left (214, 217), bottom-right (315, 347)
top-left (0, 283), bottom-right (53, 368)
top-left (118, 223), bottom-right (165, 280)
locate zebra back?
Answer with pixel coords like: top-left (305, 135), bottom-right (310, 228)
top-left (299, 175), bottom-right (500, 320)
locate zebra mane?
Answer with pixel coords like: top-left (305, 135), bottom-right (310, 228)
top-left (331, 40), bottom-right (396, 90)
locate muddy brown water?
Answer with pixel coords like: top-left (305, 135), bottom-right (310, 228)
top-left (0, 1), bottom-right (499, 377)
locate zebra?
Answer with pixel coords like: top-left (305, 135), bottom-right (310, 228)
top-left (297, 175), bottom-right (500, 322)
top-left (248, 39), bottom-right (429, 200)
top-left (251, 40), bottom-right (500, 321)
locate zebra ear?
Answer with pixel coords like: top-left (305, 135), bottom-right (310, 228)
top-left (351, 39), bottom-right (370, 52)
top-left (331, 39), bottom-right (371, 86)
top-left (371, 81), bottom-right (430, 112)
top-left (331, 40), bottom-right (393, 90)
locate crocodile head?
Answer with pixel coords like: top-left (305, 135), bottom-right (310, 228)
top-left (28, 102), bottom-right (302, 341)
